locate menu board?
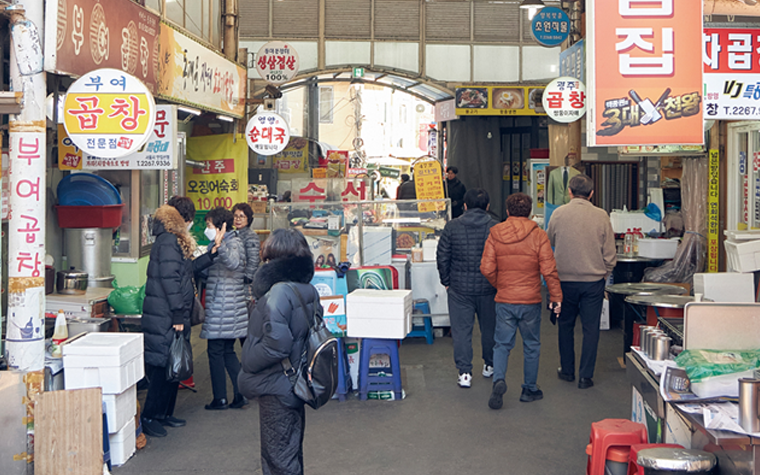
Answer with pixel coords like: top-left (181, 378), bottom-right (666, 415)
top-left (455, 86), bottom-right (546, 116)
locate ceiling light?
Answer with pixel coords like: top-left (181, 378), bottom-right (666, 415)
top-left (520, 0), bottom-right (545, 9)
top-left (178, 106), bottom-right (201, 115)
top-left (216, 115), bottom-right (234, 122)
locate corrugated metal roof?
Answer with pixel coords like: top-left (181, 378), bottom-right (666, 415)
top-left (375, 0), bottom-right (420, 40)
top-left (326, 0), bottom-right (371, 38)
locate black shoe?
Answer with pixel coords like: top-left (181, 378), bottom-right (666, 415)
top-left (578, 378), bottom-right (594, 389)
top-left (205, 398), bottom-right (229, 410)
top-left (229, 394), bottom-right (248, 409)
top-left (488, 380), bottom-right (507, 410)
top-left (519, 387), bottom-right (544, 402)
top-left (557, 367), bottom-right (575, 382)
top-left (157, 416), bottom-right (186, 427)
top-left (141, 418), bottom-right (168, 437)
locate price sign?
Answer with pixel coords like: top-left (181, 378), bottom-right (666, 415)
top-left (255, 42), bottom-right (300, 86)
top-left (63, 68), bottom-right (156, 158)
top-left (542, 77), bottom-right (586, 123)
top-left (245, 111), bottom-right (290, 156)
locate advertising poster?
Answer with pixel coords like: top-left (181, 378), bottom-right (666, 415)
top-left (186, 134), bottom-right (247, 211)
top-left (708, 149), bottom-right (719, 272)
top-left (703, 28), bottom-right (760, 120)
top-left (271, 136), bottom-right (308, 173)
top-left (58, 124), bottom-right (83, 170)
top-left (587, 0), bottom-right (703, 146)
top-left (414, 160), bottom-right (445, 212)
top-left (325, 150), bottom-right (348, 178)
top-left (455, 86), bottom-right (546, 116)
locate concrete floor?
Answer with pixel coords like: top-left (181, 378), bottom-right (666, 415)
top-left (114, 311), bottom-right (631, 475)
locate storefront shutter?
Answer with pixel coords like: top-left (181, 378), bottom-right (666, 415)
top-left (326, 0), bottom-right (371, 38)
top-left (375, 0), bottom-right (420, 40)
top-left (273, 0), bottom-right (319, 38)
top-left (425, 0), bottom-right (471, 42)
top-left (473, 2), bottom-right (519, 43)
top-left (239, 0), bottom-right (270, 38)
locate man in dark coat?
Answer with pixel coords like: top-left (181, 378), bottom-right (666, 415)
top-left (436, 188), bottom-right (498, 388)
top-left (396, 173), bottom-right (416, 200)
top-left (446, 166), bottom-right (467, 218)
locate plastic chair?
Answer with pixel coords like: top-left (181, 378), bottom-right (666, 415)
top-left (627, 443), bottom-right (683, 475)
top-left (358, 338), bottom-right (403, 400)
top-left (587, 419), bottom-right (648, 475)
top-left (406, 299), bottom-right (434, 345)
top-left (335, 338), bottom-right (352, 402)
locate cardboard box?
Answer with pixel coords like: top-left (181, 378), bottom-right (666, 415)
top-left (347, 289), bottom-right (412, 339)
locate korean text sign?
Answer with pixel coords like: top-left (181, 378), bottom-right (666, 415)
top-left (255, 41), bottom-right (300, 86)
top-left (542, 77), bottom-right (586, 123)
top-left (63, 68), bottom-right (156, 158)
top-left (246, 111), bottom-right (290, 156)
top-left (531, 7), bottom-right (570, 47)
top-left (186, 133), bottom-right (247, 211)
top-left (414, 161), bottom-right (445, 213)
top-left (271, 137), bottom-right (308, 173)
top-left (708, 149), bottom-right (719, 272)
top-left (703, 28), bottom-right (760, 120)
top-left (587, 0), bottom-right (703, 146)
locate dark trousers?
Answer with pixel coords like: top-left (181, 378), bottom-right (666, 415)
top-left (207, 338), bottom-right (241, 401)
top-left (142, 363), bottom-right (179, 420)
top-left (259, 395), bottom-right (305, 475)
top-left (558, 279), bottom-right (606, 380)
top-left (447, 289), bottom-right (496, 374)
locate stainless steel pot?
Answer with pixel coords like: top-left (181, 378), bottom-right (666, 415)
top-left (56, 267), bottom-right (88, 295)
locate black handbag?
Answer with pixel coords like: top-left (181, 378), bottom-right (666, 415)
top-left (280, 283), bottom-right (338, 410)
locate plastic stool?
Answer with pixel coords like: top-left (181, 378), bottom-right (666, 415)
top-left (407, 299), bottom-right (434, 345)
top-left (335, 338), bottom-right (352, 402)
top-left (587, 419), bottom-right (648, 475)
top-left (586, 445), bottom-right (630, 475)
top-left (358, 338), bottom-right (403, 400)
top-left (628, 444), bottom-right (683, 475)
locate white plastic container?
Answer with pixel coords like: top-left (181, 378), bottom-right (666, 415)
top-left (63, 333), bottom-right (144, 394)
top-left (109, 417), bottom-right (136, 467)
top-left (637, 238), bottom-right (679, 259)
top-left (346, 289), bottom-right (412, 339)
top-left (104, 385), bottom-right (136, 434)
top-left (693, 272), bottom-right (755, 303)
top-left (422, 239), bottom-right (438, 261)
top-left (725, 239), bottom-right (760, 273)
top-left (690, 369), bottom-right (757, 399)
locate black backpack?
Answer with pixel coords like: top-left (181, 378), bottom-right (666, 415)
top-left (281, 283), bottom-right (339, 409)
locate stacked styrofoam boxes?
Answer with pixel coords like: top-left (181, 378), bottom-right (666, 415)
top-left (63, 333), bottom-right (143, 466)
top-left (724, 230), bottom-right (760, 273)
top-left (346, 289), bottom-right (412, 339)
top-left (693, 273), bottom-right (755, 303)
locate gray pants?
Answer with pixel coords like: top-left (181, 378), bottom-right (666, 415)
top-left (448, 289), bottom-right (496, 374)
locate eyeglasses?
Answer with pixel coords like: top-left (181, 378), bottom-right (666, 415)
top-left (233, 214), bottom-right (246, 220)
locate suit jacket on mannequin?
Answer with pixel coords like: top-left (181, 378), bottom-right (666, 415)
top-left (547, 167), bottom-right (581, 206)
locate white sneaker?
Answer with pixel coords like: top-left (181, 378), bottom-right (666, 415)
top-left (482, 364), bottom-right (494, 378)
top-left (458, 373), bottom-right (472, 388)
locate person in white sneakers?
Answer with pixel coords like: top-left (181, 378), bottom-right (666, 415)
top-left (437, 188), bottom-right (499, 388)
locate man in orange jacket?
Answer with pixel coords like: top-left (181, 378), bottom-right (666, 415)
top-left (480, 193), bottom-right (562, 410)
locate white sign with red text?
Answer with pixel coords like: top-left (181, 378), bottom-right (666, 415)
top-left (542, 77), bottom-right (586, 123)
top-left (246, 111), bottom-right (290, 156)
top-left (255, 42), bottom-right (300, 86)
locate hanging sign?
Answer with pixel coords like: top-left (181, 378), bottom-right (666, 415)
top-left (708, 149), bottom-right (719, 273)
top-left (255, 41), bottom-right (300, 86)
top-left (271, 137), bottom-right (308, 173)
top-left (456, 85), bottom-right (546, 116)
top-left (414, 160), bottom-right (445, 212)
top-left (186, 134), bottom-right (248, 211)
top-left (245, 111), bottom-right (290, 156)
top-left (587, 0), bottom-right (703, 146)
top-left (531, 7), bottom-right (570, 47)
top-left (703, 28), bottom-right (760, 120)
top-left (542, 77), bottom-right (586, 123)
top-left (559, 39), bottom-right (585, 84)
top-left (63, 68), bottom-right (156, 158)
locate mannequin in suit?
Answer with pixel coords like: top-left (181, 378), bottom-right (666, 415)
top-left (547, 157), bottom-right (581, 206)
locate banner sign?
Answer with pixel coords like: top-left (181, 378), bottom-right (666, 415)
top-left (542, 77), bottom-right (586, 123)
top-left (255, 41), bottom-right (299, 86)
top-left (414, 160), bottom-right (445, 212)
top-left (455, 86), bottom-right (546, 116)
top-left (44, 0), bottom-right (160, 92)
top-left (245, 111), bottom-right (290, 156)
top-left (63, 68), bottom-right (156, 158)
top-left (186, 134), bottom-right (247, 211)
top-left (530, 7), bottom-right (570, 47)
top-left (703, 28), bottom-right (760, 120)
top-left (158, 23), bottom-right (246, 118)
top-left (291, 178), bottom-right (368, 203)
top-left (560, 39), bottom-right (585, 84)
top-left (587, 0), bottom-right (704, 146)
top-left (271, 137), bottom-right (308, 173)
top-left (708, 149), bottom-right (720, 273)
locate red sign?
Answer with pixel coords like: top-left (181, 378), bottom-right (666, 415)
top-left (703, 28), bottom-right (760, 74)
top-left (193, 159), bottom-right (235, 175)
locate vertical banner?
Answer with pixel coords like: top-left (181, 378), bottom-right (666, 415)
top-left (185, 134), bottom-right (247, 212)
top-left (587, 0), bottom-right (703, 146)
top-left (708, 150), bottom-right (720, 272)
top-left (414, 160), bottom-right (445, 212)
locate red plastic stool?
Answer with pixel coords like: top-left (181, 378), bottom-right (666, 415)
top-left (587, 419), bottom-right (648, 475)
top-left (627, 443), bottom-right (683, 475)
top-left (586, 444), bottom-right (630, 475)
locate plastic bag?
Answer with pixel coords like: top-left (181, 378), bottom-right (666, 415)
top-left (674, 349), bottom-right (760, 382)
top-left (166, 332), bottom-right (193, 383)
top-left (108, 281), bottom-right (146, 315)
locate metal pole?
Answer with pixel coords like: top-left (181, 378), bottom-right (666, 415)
top-left (6, 0), bottom-right (47, 373)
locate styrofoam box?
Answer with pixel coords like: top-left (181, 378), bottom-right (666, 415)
top-left (104, 385), bottom-right (136, 434)
top-left (109, 417), bottom-right (136, 467)
top-left (62, 333), bottom-right (143, 366)
top-left (690, 369), bottom-right (756, 399)
top-left (610, 211), bottom-right (662, 234)
top-left (637, 238), bottom-right (679, 259)
top-left (693, 272), bottom-right (755, 303)
top-left (724, 239), bottom-right (760, 273)
top-left (346, 289), bottom-right (412, 339)
top-left (64, 355), bottom-right (144, 394)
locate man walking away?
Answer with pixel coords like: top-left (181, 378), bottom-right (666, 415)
top-left (480, 193), bottom-right (562, 409)
top-left (397, 173), bottom-right (417, 200)
top-left (547, 174), bottom-right (616, 389)
top-left (437, 188), bottom-right (498, 388)
top-left (446, 166), bottom-right (467, 219)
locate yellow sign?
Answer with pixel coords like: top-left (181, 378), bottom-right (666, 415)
top-left (708, 149), bottom-right (720, 272)
top-left (455, 86), bottom-right (546, 116)
top-left (272, 137), bottom-right (308, 173)
top-left (186, 134), bottom-right (247, 211)
top-left (414, 160), bottom-right (445, 212)
top-left (57, 125), bottom-right (83, 170)
top-left (63, 93), bottom-right (153, 135)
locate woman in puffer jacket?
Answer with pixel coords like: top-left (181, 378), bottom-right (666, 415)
top-left (200, 207), bottom-right (248, 410)
top-left (232, 202), bottom-right (260, 301)
top-left (239, 228), bottom-right (320, 475)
